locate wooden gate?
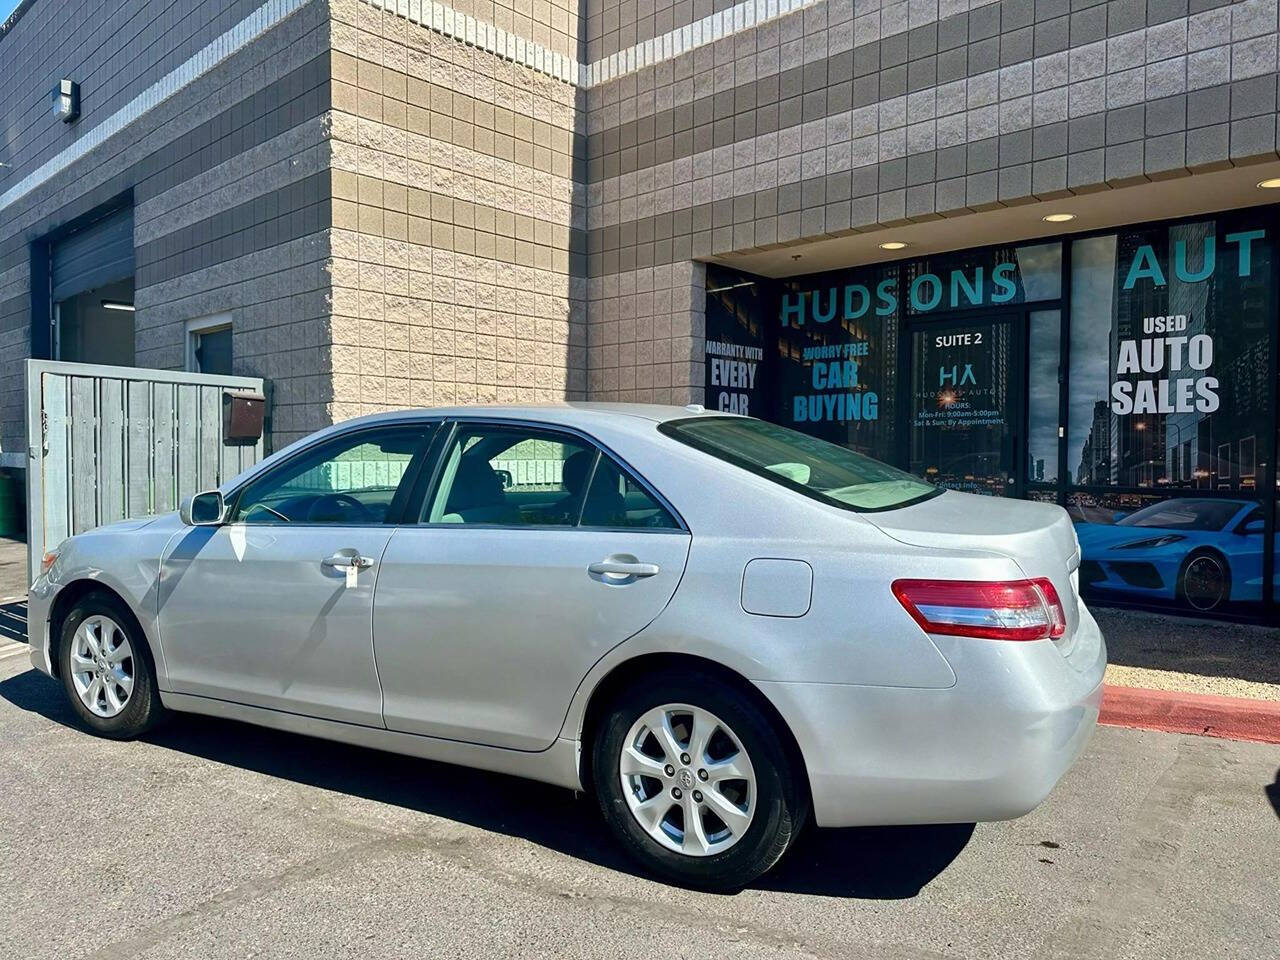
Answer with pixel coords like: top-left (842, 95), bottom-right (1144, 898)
top-left (25, 359), bottom-right (268, 580)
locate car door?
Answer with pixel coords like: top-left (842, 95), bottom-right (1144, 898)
top-left (373, 420), bottom-right (692, 751)
top-left (158, 421), bottom-right (436, 726)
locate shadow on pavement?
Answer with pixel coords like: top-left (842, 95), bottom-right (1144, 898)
top-left (0, 600), bottom-right (28, 643)
top-left (0, 666), bottom-right (971, 898)
top-left (1093, 607), bottom-right (1280, 688)
top-left (1267, 771), bottom-right (1280, 820)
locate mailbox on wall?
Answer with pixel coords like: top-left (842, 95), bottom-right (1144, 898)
top-left (222, 389), bottom-right (265, 445)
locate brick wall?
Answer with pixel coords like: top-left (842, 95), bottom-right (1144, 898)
top-left (582, 0), bottom-right (1280, 401)
top-left (0, 0), bottom-right (333, 451)
top-left (3, 0), bottom-right (1280, 453)
top-left (324, 0), bottom-right (588, 421)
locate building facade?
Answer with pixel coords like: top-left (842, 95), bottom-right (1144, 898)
top-left (4, 0), bottom-right (1280, 616)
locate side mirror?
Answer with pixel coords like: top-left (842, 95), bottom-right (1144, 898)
top-left (1112, 511), bottom-right (1127, 524)
top-left (1242, 518), bottom-right (1265, 536)
top-left (179, 490), bottom-right (226, 526)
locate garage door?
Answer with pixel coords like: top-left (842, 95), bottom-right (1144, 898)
top-left (51, 206), bottom-right (134, 302)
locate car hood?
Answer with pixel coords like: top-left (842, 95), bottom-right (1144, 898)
top-left (86, 515), bottom-right (164, 536)
top-left (1075, 522), bottom-right (1189, 549)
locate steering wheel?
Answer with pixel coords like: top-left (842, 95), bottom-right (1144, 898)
top-left (306, 492), bottom-right (374, 523)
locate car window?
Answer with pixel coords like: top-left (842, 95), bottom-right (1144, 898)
top-left (1116, 499), bottom-right (1243, 531)
top-left (424, 425), bottom-right (596, 526)
top-left (660, 416), bottom-right (939, 512)
top-left (581, 455), bottom-right (679, 529)
top-left (231, 425), bottom-right (430, 524)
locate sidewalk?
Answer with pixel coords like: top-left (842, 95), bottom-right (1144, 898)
top-left (0, 536), bottom-right (25, 602)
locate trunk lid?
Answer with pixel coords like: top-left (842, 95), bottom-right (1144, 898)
top-left (864, 490), bottom-right (1083, 648)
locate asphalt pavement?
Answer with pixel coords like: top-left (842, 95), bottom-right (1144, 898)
top-left (1, 651), bottom-right (1277, 960)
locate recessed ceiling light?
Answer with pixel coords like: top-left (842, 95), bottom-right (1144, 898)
top-left (878, 241), bottom-right (908, 251)
top-left (1042, 213), bottom-right (1076, 223)
top-left (1257, 178), bottom-right (1280, 189)
top-left (101, 300), bottom-right (135, 312)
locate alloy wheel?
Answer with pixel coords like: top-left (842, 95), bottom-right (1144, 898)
top-left (619, 703), bottom-right (756, 857)
top-left (69, 615), bottom-right (135, 718)
top-left (1183, 555), bottom-right (1228, 611)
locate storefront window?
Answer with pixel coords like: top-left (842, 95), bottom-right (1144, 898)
top-left (776, 263), bottom-right (898, 461)
top-left (1067, 217), bottom-right (1271, 491)
top-left (1068, 491), bottom-right (1265, 614)
top-left (1065, 213), bottom-right (1273, 614)
top-left (702, 209), bottom-right (1278, 618)
top-left (1027, 309), bottom-right (1061, 484)
top-left (704, 265), bottom-right (769, 418)
top-left (901, 241), bottom-right (1062, 315)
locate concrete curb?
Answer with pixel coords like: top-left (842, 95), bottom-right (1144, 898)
top-left (1100, 683), bottom-right (1280, 745)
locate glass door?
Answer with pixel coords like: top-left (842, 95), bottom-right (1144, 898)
top-left (905, 316), bottom-right (1022, 497)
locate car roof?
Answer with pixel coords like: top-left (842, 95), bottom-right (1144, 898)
top-left (227, 403), bottom-right (735, 492)
top-left (327, 402), bottom-right (734, 430)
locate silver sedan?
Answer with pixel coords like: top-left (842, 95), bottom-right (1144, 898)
top-left (27, 404), bottom-right (1105, 889)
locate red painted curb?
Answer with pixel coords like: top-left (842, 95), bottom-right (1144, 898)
top-left (1099, 684), bottom-right (1280, 745)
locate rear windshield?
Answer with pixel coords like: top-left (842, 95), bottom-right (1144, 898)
top-left (660, 417), bottom-right (940, 512)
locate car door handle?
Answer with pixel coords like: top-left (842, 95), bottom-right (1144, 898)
top-left (322, 552), bottom-right (374, 570)
top-left (588, 558), bottom-right (660, 578)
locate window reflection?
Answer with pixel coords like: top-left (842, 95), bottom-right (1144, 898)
top-left (1067, 218), bottom-right (1271, 492)
top-left (1027, 309), bottom-right (1060, 484)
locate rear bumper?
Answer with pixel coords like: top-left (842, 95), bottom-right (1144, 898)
top-left (758, 603), bottom-right (1106, 828)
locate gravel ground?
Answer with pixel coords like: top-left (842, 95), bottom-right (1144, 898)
top-left (1095, 607), bottom-right (1280, 702)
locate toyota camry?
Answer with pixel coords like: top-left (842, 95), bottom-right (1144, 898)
top-left (28, 404), bottom-right (1105, 890)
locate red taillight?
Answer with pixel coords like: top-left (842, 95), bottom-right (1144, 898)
top-left (891, 578), bottom-right (1067, 642)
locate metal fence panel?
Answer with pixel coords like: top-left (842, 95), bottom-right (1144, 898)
top-left (25, 360), bottom-right (268, 582)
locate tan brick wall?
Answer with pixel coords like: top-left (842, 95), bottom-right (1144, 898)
top-left (327, 0), bottom-right (586, 421)
top-left (446, 0), bottom-right (583, 62)
top-left (586, 259), bottom-right (703, 404)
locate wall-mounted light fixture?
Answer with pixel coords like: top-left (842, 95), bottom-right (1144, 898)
top-left (101, 300), bottom-right (135, 312)
top-left (53, 80), bottom-right (80, 123)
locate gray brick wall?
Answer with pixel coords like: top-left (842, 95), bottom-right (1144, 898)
top-left (0, 0), bottom-right (268, 201)
top-left (582, 0), bottom-right (1280, 402)
top-left (0, 0), bottom-right (333, 453)
top-left (3, 0), bottom-right (1279, 444)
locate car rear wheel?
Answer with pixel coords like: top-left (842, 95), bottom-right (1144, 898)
top-left (592, 671), bottom-right (807, 891)
top-left (1177, 551), bottom-right (1231, 612)
top-left (58, 592), bottom-right (165, 739)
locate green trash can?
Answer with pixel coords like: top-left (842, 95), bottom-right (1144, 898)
top-left (0, 468), bottom-right (23, 539)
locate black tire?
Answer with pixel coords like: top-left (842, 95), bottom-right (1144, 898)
top-left (57, 590), bottom-right (166, 739)
top-left (1176, 550), bottom-right (1231, 613)
top-left (592, 670), bottom-right (808, 892)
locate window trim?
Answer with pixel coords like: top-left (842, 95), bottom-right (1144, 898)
top-left (659, 415), bottom-right (944, 514)
top-left (185, 313), bottom-right (233, 374)
top-left (410, 417), bottom-right (689, 533)
top-left (224, 420), bottom-right (440, 527)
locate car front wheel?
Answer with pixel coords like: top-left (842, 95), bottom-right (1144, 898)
top-left (1178, 551), bottom-right (1231, 612)
top-left (58, 591), bottom-right (166, 739)
top-left (592, 671), bottom-right (807, 891)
